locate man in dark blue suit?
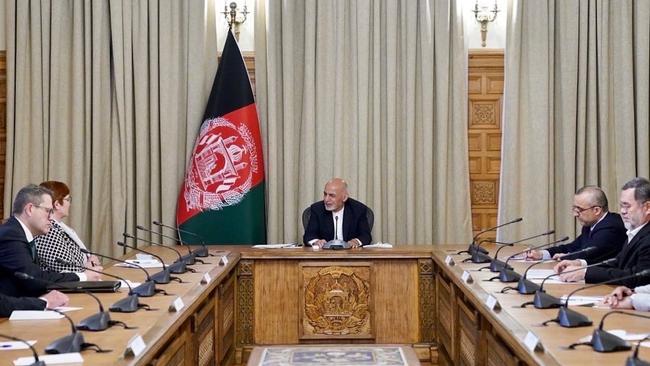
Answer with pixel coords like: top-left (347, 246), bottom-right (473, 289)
top-left (0, 184), bottom-right (93, 314)
top-left (527, 186), bottom-right (626, 263)
top-left (556, 177), bottom-right (650, 287)
top-left (303, 178), bottom-right (372, 248)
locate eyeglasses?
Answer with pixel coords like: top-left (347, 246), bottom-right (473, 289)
top-left (571, 205), bottom-right (600, 214)
top-left (33, 204), bottom-right (54, 216)
top-left (63, 196), bottom-right (72, 202)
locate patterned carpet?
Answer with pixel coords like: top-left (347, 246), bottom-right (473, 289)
top-left (257, 346), bottom-right (410, 366)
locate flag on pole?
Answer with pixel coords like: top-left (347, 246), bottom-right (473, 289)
top-left (176, 30), bottom-right (266, 244)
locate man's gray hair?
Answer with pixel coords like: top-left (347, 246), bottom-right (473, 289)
top-left (12, 184), bottom-right (53, 215)
top-left (621, 177), bottom-right (650, 203)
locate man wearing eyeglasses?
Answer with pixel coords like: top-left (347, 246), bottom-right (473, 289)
top-left (527, 186), bottom-right (626, 264)
top-left (0, 184), bottom-right (99, 310)
top-left (555, 177), bottom-right (650, 286)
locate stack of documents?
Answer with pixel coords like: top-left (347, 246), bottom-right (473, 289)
top-left (252, 243), bottom-right (297, 249)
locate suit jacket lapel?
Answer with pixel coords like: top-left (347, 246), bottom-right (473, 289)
top-left (619, 224), bottom-right (650, 266)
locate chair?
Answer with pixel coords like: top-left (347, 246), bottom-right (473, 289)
top-left (301, 205), bottom-right (374, 231)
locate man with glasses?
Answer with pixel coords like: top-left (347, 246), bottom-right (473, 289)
top-left (555, 177), bottom-right (650, 287)
top-left (0, 184), bottom-right (99, 310)
top-left (527, 186), bottom-right (626, 263)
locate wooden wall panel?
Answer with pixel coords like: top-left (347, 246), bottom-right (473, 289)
top-left (468, 50), bottom-right (504, 238)
top-left (253, 260), bottom-right (300, 344)
top-left (373, 259), bottom-right (420, 343)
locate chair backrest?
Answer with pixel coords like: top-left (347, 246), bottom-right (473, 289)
top-left (301, 205), bottom-right (375, 231)
top-left (302, 207), bottom-right (311, 230)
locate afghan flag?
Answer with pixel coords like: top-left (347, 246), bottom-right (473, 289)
top-left (176, 30), bottom-right (266, 244)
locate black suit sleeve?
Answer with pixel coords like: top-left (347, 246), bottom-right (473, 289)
top-left (352, 211), bottom-right (372, 246)
top-left (303, 205), bottom-right (322, 245)
top-left (547, 236), bottom-right (582, 257)
top-left (0, 294), bottom-right (46, 317)
top-left (585, 242), bottom-right (650, 288)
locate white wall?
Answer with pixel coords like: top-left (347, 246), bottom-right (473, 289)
top-left (216, 0), bottom-right (254, 52)
top-left (463, 0), bottom-right (507, 49)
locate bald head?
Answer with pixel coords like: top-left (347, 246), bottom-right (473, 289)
top-left (323, 178), bottom-right (349, 212)
top-left (575, 186), bottom-right (608, 211)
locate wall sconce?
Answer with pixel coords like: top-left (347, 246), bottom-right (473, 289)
top-left (221, 1), bottom-right (249, 40)
top-left (472, 0), bottom-right (499, 47)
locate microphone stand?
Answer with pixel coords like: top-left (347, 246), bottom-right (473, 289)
top-left (0, 333), bottom-right (46, 366)
top-left (542, 269), bottom-right (650, 328)
top-left (626, 334), bottom-right (650, 366)
top-left (81, 249), bottom-right (170, 296)
top-left (136, 225), bottom-right (204, 264)
top-left (124, 233), bottom-right (193, 274)
top-left (117, 241), bottom-right (183, 284)
top-left (519, 258), bottom-right (617, 309)
top-left (45, 309), bottom-right (110, 354)
top-left (56, 259), bottom-right (155, 313)
top-left (568, 311), bottom-right (650, 353)
top-left (457, 217), bottom-right (523, 256)
top-left (478, 229), bottom-right (555, 271)
top-left (487, 236), bottom-right (569, 283)
top-left (153, 220), bottom-right (213, 257)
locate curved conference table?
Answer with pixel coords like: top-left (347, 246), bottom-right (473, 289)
top-left (0, 244), bottom-right (647, 366)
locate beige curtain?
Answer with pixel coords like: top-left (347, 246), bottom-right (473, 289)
top-left (499, 0), bottom-right (650, 240)
top-left (6, 0), bottom-right (220, 257)
top-left (256, 0), bottom-right (472, 245)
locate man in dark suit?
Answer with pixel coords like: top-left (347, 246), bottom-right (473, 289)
top-left (303, 178), bottom-right (372, 248)
top-left (555, 177), bottom-right (650, 288)
top-left (0, 291), bottom-right (69, 317)
top-left (0, 184), bottom-right (97, 304)
top-left (527, 186), bottom-right (626, 263)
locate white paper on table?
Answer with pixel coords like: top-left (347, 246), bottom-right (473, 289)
top-left (510, 258), bottom-right (542, 263)
top-left (119, 280), bottom-right (141, 289)
top-left (559, 295), bottom-right (604, 306)
top-left (14, 352), bottom-right (83, 365)
top-left (53, 306), bottom-right (82, 313)
top-left (364, 243), bottom-right (393, 248)
top-left (579, 330), bottom-right (650, 343)
top-left (252, 243), bottom-right (297, 248)
top-left (9, 311), bottom-right (63, 320)
top-left (0, 341), bottom-right (35, 350)
top-left (525, 269), bottom-right (556, 279)
top-left (115, 259), bottom-right (163, 268)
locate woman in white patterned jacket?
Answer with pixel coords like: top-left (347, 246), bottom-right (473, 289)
top-left (34, 181), bottom-right (102, 274)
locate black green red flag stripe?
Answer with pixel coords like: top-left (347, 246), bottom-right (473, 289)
top-left (176, 30), bottom-right (266, 245)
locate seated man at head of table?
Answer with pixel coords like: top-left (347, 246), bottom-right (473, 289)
top-left (303, 178), bottom-right (372, 249)
top-left (554, 177), bottom-right (650, 287)
top-left (527, 186), bottom-right (626, 263)
top-left (0, 184), bottom-right (99, 311)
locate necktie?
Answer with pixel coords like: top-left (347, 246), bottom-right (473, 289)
top-left (27, 240), bottom-right (36, 261)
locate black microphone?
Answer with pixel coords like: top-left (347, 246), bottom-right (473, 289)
top-left (627, 333), bottom-right (650, 366)
top-left (541, 269), bottom-right (650, 328)
top-left (568, 310), bottom-right (650, 352)
top-left (43, 308), bottom-right (109, 354)
top-left (479, 230), bottom-right (555, 271)
top-left (153, 220), bottom-right (211, 257)
top-left (0, 333), bottom-right (45, 366)
top-left (80, 248), bottom-right (169, 296)
top-left (116, 241), bottom-right (183, 284)
top-left (136, 225), bottom-right (201, 265)
top-left (124, 233), bottom-right (192, 274)
top-left (488, 236), bottom-right (570, 283)
top-left (505, 247), bottom-right (596, 295)
top-left (458, 217), bottom-right (523, 255)
top-left (56, 259), bottom-right (154, 313)
top-left (14, 272), bottom-right (133, 331)
top-left (335, 216), bottom-right (339, 241)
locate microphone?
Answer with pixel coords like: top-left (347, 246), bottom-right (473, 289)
top-left (153, 220), bottom-right (211, 257)
top-left (136, 225), bottom-right (201, 265)
top-left (479, 230), bottom-right (555, 271)
top-left (519, 258), bottom-right (616, 309)
top-left (627, 333), bottom-right (650, 366)
top-left (124, 233), bottom-right (192, 274)
top-left (541, 269), bottom-right (650, 328)
top-left (505, 246), bottom-right (596, 295)
top-left (0, 333), bottom-right (45, 366)
top-left (14, 272), bottom-right (133, 331)
top-left (488, 236), bottom-right (570, 283)
top-left (457, 217), bottom-right (523, 255)
top-left (45, 308), bottom-right (109, 354)
top-left (568, 310), bottom-right (650, 352)
top-left (335, 216), bottom-right (339, 241)
top-left (116, 241), bottom-right (183, 283)
top-left (80, 248), bottom-right (169, 296)
top-left (56, 259), bottom-right (154, 313)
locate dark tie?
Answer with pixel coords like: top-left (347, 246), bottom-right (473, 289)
top-left (27, 240), bottom-right (36, 261)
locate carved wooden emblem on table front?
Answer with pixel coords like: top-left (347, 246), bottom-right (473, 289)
top-left (300, 263), bottom-right (373, 339)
